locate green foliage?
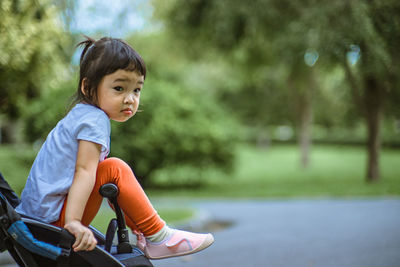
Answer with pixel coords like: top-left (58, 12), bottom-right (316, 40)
top-left (110, 77), bottom-right (238, 186)
top-left (21, 30), bottom-right (239, 187)
top-left (153, 0), bottom-right (320, 131)
top-left (312, 67), bottom-right (358, 127)
top-left (154, 0), bottom-right (400, 123)
top-left (23, 79), bottom-right (76, 142)
top-left (153, 0), bottom-right (400, 182)
top-left (0, 0), bottom-right (72, 120)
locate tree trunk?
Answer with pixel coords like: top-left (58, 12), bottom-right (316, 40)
top-left (299, 89), bottom-right (313, 168)
top-left (288, 67), bottom-right (314, 169)
top-left (298, 71), bottom-right (314, 168)
top-left (0, 119), bottom-right (18, 144)
top-left (364, 75), bottom-right (382, 182)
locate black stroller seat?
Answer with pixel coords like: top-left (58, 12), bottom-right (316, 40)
top-left (0, 172), bottom-right (153, 267)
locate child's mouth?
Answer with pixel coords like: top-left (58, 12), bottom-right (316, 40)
top-left (122, 109), bottom-right (133, 115)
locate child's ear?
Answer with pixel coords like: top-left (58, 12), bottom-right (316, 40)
top-left (81, 78), bottom-right (88, 96)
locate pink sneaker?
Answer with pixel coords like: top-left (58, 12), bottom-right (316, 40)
top-left (143, 230), bottom-right (214, 260)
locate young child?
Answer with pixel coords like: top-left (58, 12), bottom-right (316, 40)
top-left (15, 36), bottom-right (214, 260)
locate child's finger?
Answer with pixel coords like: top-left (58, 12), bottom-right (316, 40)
top-left (72, 232), bottom-right (83, 249)
top-left (87, 235), bottom-right (98, 251)
top-left (75, 232), bottom-right (90, 251)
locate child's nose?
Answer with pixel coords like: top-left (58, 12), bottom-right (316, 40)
top-left (124, 93), bottom-right (135, 104)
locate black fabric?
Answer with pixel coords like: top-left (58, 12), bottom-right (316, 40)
top-left (105, 218), bottom-right (118, 252)
top-left (108, 246), bottom-right (153, 267)
top-left (3, 240), bottom-right (26, 266)
top-left (0, 172), bottom-right (20, 208)
top-left (116, 255), bottom-right (154, 267)
top-left (13, 242), bottom-right (39, 267)
top-left (0, 193), bottom-right (22, 228)
top-left (57, 229), bottom-right (74, 267)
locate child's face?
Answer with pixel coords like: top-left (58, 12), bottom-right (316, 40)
top-left (96, 69), bottom-right (144, 122)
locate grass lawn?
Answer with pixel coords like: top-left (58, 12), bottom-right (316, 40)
top-left (1, 143), bottom-right (399, 199)
top-left (147, 144), bottom-right (400, 198)
top-left (1, 143), bottom-right (399, 231)
top-left (0, 144), bottom-right (37, 194)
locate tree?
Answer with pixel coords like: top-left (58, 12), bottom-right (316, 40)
top-left (308, 0), bottom-right (400, 181)
top-left (0, 0), bottom-right (71, 143)
top-left (153, 0), bottom-right (325, 168)
top-left (153, 0), bottom-right (400, 181)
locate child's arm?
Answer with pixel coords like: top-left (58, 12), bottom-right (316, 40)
top-left (64, 140), bottom-right (101, 252)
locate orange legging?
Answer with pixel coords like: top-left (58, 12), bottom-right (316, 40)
top-left (52, 157), bottom-right (165, 236)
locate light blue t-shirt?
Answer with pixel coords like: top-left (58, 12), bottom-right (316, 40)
top-left (16, 103), bottom-right (110, 223)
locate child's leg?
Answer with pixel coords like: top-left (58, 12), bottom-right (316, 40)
top-left (54, 157), bottom-right (213, 259)
top-left (95, 157), bottom-right (166, 235)
top-left (54, 157), bottom-right (165, 236)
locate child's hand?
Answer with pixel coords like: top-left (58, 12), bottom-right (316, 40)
top-left (64, 220), bottom-right (97, 252)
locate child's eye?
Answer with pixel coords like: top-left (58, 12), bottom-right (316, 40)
top-left (114, 86), bottom-right (123, 92)
top-left (134, 88), bottom-right (141, 93)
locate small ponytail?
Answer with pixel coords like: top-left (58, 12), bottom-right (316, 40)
top-left (77, 35), bottom-right (96, 64)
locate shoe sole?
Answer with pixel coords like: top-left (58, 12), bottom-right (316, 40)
top-left (147, 234), bottom-right (215, 260)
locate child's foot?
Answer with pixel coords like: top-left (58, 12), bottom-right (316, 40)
top-left (143, 229), bottom-right (214, 260)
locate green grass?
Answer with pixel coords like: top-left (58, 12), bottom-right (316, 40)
top-left (147, 144), bottom-right (400, 198)
top-left (1, 143), bottom-right (399, 233)
top-left (1, 143), bottom-right (399, 199)
top-left (0, 144), bottom-right (37, 194)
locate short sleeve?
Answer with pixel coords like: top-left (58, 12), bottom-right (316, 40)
top-left (75, 113), bottom-right (110, 155)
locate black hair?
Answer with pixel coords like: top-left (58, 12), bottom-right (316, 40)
top-left (71, 36), bottom-right (146, 107)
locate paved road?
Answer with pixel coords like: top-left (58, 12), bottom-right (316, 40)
top-left (1, 198), bottom-right (399, 267)
top-left (153, 198), bottom-right (400, 267)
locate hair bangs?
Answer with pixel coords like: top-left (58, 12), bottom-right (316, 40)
top-left (103, 39), bottom-right (146, 79)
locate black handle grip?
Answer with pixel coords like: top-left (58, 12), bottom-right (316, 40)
top-left (99, 183), bottom-right (132, 254)
top-left (99, 183), bottom-right (119, 199)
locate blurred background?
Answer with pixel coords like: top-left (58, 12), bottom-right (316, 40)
top-left (1, 1), bottom-right (400, 266)
top-left (0, 0), bottom-right (399, 202)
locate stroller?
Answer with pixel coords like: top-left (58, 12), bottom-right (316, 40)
top-left (0, 172), bottom-right (154, 267)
